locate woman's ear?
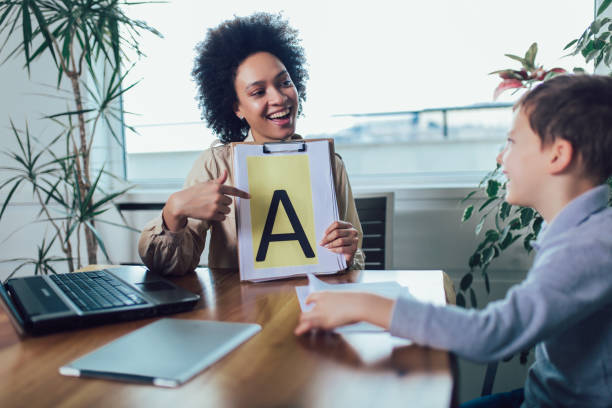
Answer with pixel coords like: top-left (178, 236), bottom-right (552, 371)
top-left (234, 102), bottom-right (244, 120)
top-left (548, 139), bottom-right (574, 175)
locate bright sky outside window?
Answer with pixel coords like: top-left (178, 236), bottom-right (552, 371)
top-left (122, 1), bottom-right (590, 157)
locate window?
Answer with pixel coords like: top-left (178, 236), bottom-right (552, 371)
top-left (122, 1), bottom-right (592, 186)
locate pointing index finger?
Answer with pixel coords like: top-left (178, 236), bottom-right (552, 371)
top-left (219, 184), bottom-right (250, 199)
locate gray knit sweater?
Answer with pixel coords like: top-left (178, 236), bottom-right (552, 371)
top-left (390, 185), bottom-right (612, 407)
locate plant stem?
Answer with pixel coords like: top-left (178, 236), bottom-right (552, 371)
top-left (77, 223), bottom-right (82, 270)
top-left (68, 70), bottom-right (97, 265)
top-left (34, 188), bottom-right (74, 272)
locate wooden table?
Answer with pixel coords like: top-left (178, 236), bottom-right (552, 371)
top-left (0, 268), bottom-right (456, 408)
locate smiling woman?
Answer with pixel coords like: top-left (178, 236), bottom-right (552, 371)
top-left (233, 52), bottom-right (299, 143)
top-left (191, 12), bottom-right (308, 144)
top-left (137, 13), bottom-right (365, 276)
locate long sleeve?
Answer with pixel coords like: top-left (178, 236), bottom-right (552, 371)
top-left (138, 216), bottom-right (209, 276)
top-left (333, 154), bottom-right (365, 270)
top-left (138, 149), bottom-right (218, 275)
top-left (389, 192), bottom-right (612, 364)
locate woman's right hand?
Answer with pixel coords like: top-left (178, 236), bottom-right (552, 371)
top-left (162, 170), bottom-right (250, 231)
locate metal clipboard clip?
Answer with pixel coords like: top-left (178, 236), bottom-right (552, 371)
top-left (262, 141), bottom-right (306, 154)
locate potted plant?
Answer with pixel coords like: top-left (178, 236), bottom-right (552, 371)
top-left (0, 1), bottom-right (161, 277)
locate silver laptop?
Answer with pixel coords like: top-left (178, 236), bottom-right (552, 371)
top-left (0, 266), bottom-right (200, 336)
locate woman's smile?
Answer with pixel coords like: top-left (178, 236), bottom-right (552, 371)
top-left (233, 51), bottom-right (299, 143)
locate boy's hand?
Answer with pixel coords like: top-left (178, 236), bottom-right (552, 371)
top-left (294, 291), bottom-right (395, 335)
top-left (294, 291), bottom-right (363, 335)
top-left (320, 221), bottom-right (359, 265)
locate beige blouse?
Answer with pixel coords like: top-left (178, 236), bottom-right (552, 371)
top-left (138, 134), bottom-right (365, 275)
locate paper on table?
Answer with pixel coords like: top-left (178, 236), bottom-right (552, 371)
top-left (295, 272), bottom-right (446, 333)
top-left (295, 274), bottom-right (403, 333)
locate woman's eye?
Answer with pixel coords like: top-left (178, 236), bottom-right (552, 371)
top-left (281, 79), bottom-right (293, 87)
top-left (251, 89), bottom-right (265, 97)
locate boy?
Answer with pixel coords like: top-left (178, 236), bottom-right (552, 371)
top-left (295, 75), bottom-right (612, 407)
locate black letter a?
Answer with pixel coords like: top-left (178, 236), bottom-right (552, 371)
top-left (256, 190), bottom-right (315, 262)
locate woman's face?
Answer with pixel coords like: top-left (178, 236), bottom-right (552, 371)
top-left (233, 52), bottom-right (299, 143)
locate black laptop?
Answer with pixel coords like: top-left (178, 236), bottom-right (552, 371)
top-left (0, 266), bottom-right (200, 336)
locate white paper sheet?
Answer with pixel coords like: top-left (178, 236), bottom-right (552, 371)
top-left (295, 272), bottom-right (446, 333)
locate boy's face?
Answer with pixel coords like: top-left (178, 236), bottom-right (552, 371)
top-left (497, 108), bottom-right (549, 208)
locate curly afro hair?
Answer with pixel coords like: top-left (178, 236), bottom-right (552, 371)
top-left (192, 13), bottom-right (309, 144)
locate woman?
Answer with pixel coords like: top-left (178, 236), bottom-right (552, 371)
top-left (138, 13), bottom-right (364, 275)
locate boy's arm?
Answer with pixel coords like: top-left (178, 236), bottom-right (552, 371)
top-left (296, 224), bottom-right (612, 363)
top-left (389, 233), bottom-right (612, 363)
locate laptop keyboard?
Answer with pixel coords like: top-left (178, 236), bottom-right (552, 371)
top-left (50, 271), bottom-right (147, 312)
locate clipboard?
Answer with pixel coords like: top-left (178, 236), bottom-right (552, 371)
top-left (231, 138), bottom-right (346, 282)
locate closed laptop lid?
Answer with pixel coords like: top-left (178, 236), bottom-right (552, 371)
top-left (60, 318), bottom-right (262, 387)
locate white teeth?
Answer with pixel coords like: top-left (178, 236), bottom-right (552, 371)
top-left (268, 109), bottom-right (290, 119)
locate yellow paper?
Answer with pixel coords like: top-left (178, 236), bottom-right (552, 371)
top-left (247, 155), bottom-right (318, 268)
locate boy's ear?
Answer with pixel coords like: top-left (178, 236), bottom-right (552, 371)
top-left (548, 139), bottom-right (574, 175)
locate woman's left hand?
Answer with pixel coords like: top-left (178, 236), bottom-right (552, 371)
top-left (320, 220), bottom-right (359, 265)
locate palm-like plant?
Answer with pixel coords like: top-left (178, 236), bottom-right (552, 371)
top-left (0, 1), bottom-right (161, 274)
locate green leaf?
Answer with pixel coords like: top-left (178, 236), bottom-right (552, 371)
top-left (523, 233), bottom-right (535, 252)
top-left (499, 231), bottom-right (514, 250)
top-left (475, 215), bottom-right (486, 235)
top-left (499, 201), bottom-right (511, 220)
top-left (509, 218), bottom-right (522, 230)
top-left (478, 197), bottom-right (497, 212)
top-left (456, 293), bottom-right (466, 308)
top-left (0, 178), bottom-right (23, 219)
top-left (524, 42), bottom-right (538, 68)
top-left (486, 179), bottom-right (500, 198)
top-left (598, 0), bottom-right (612, 16)
top-left (462, 205), bottom-right (474, 222)
top-left (482, 246), bottom-right (494, 264)
top-left (460, 273), bottom-right (473, 291)
top-left (26, 0), bottom-right (57, 65)
top-left (65, 220), bottom-right (80, 242)
top-left (21, 0), bottom-right (32, 73)
top-left (45, 108), bottom-right (96, 119)
top-left (587, 49), bottom-right (602, 63)
top-left (520, 207), bottom-right (534, 227)
top-left (84, 221), bottom-right (110, 262)
top-left (469, 252), bottom-right (481, 269)
top-left (469, 288), bottom-right (478, 308)
top-left (563, 39), bottom-right (578, 50)
top-left (505, 53), bottom-right (526, 65)
top-left (0, 4), bottom-right (17, 30)
top-left (484, 229), bottom-right (500, 243)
